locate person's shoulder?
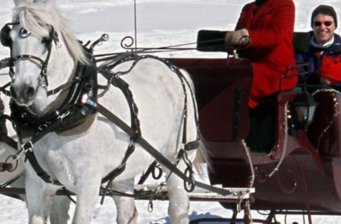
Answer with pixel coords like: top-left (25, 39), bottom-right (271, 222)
top-left (334, 33), bottom-right (341, 43)
top-left (269, 0), bottom-right (295, 7)
top-left (242, 2), bottom-right (254, 10)
top-left (322, 35), bottom-right (341, 56)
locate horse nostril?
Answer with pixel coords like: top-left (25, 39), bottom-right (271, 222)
top-left (10, 86), bottom-right (17, 98)
top-left (25, 86), bottom-right (35, 98)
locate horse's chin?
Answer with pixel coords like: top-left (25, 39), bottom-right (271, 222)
top-left (12, 99), bottom-right (42, 116)
top-left (27, 100), bottom-right (49, 117)
top-left (13, 90), bottom-right (49, 117)
top-left (13, 98), bottom-right (34, 108)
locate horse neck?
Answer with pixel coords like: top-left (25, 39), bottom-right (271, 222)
top-left (30, 38), bottom-right (77, 116)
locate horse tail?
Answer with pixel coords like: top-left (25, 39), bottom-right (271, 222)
top-left (193, 133), bottom-right (212, 177)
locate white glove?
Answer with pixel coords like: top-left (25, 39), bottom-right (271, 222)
top-left (225, 28), bottom-right (250, 48)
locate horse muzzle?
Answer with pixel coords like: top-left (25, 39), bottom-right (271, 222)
top-left (10, 84), bottom-right (36, 106)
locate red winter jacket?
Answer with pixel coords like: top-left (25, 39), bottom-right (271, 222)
top-left (236, 0), bottom-right (297, 108)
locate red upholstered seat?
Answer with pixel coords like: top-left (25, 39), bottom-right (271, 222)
top-left (169, 58), bottom-right (253, 142)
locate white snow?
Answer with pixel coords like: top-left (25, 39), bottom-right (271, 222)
top-left (0, 0), bottom-right (341, 223)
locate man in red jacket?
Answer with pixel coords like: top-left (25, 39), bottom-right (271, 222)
top-left (225, 0), bottom-right (297, 108)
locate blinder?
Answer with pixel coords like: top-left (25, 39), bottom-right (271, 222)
top-left (0, 22), bottom-right (58, 48)
top-left (0, 23), bottom-right (13, 47)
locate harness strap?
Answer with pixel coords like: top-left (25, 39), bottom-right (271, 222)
top-left (0, 113), bottom-right (17, 149)
top-left (137, 161), bottom-right (158, 185)
top-left (7, 24), bottom-right (57, 86)
top-left (14, 104), bottom-right (96, 185)
top-left (0, 134), bottom-right (17, 153)
top-left (47, 80), bottom-right (76, 96)
top-left (25, 148), bottom-right (58, 184)
top-left (96, 73), bottom-right (141, 203)
top-left (0, 58), bottom-right (10, 70)
top-left (97, 55), bottom-right (206, 194)
top-left (100, 142), bottom-right (136, 204)
top-left (185, 140), bottom-right (200, 151)
top-left (99, 69), bottom-right (141, 139)
top-left (96, 103), bottom-right (232, 196)
top-left (157, 56), bottom-right (200, 151)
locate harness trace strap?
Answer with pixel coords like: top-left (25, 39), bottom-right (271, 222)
top-left (1, 38), bottom-right (233, 199)
top-left (96, 102), bottom-right (231, 196)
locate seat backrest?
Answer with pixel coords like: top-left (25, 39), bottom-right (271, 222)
top-left (293, 32), bottom-right (311, 54)
top-left (169, 58), bottom-right (253, 142)
top-left (196, 30), bottom-right (311, 54)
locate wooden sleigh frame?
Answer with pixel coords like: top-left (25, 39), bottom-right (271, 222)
top-left (170, 30), bottom-right (341, 222)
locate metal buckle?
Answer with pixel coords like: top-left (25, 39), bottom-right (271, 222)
top-left (38, 123), bottom-right (49, 131)
top-left (15, 141), bottom-right (34, 159)
top-left (21, 141), bottom-right (33, 153)
top-left (57, 110), bottom-right (70, 122)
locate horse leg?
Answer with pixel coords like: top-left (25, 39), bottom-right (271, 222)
top-left (165, 164), bottom-right (191, 224)
top-left (49, 195), bottom-right (71, 224)
top-left (72, 178), bottom-right (100, 224)
top-left (25, 168), bottom-right (55, 224)
top-left (111, 178), bottom-right (138, 224)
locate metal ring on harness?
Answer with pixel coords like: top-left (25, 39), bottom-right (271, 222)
top-left (184, 167), bottom-right (195, 192)
top-left (4, 155), bottom-right (18, 172)
top-left (152, 164), bottom-right (163, 180)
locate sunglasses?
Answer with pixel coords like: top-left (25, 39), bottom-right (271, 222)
top-left (313, 21), bottom-right (333, 27)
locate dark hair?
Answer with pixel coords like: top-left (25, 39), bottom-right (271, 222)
top-left (311, 5), bottom-right (338, 28)
top-left (255, 0), bottom-right (267, 6)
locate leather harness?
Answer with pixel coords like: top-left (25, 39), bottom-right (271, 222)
top-left (0, 51), bottom-right (233, 197)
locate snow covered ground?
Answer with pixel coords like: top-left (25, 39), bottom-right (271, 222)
top-left (0, 0), bottom-right (341, 223)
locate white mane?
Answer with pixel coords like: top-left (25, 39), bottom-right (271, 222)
top-left (12, 1), bottom-right (88, 64)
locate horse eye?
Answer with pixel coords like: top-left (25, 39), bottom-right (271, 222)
top-left (19, 28), bottom-right (31, 38)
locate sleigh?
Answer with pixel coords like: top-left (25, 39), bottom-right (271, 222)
top-left (168, 31), bottom-right (341, 222)
top-left (1, 19), bottom-right (341, 223)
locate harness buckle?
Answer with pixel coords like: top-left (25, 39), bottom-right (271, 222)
top-left (57, 110), bottom-right (70, 122)
top-left (21, 141), bottom-right (33, 151)
top-left (15, 140), bottom-right (34, 159)
top-left (38, 123), bottom-right (49, 131)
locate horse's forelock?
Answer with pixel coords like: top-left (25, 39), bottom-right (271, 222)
top-left (13, 2), bottom-right (89, 65)
top-left (13, 4), bottom-right (48, 36)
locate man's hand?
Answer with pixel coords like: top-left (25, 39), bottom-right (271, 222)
top-left (225, 28), bottom-right (250, 48)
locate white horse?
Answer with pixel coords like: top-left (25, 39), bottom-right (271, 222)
top-left (0, 93), bottom-right (71, 224)
top-left (5, 0), bottom-right (203, 223)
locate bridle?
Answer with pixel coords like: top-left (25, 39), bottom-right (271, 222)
top-left (0, 22), bottom-right (59, 88)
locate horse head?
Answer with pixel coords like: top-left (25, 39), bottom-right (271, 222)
top-left (3, 0), bottom-right (88, 115)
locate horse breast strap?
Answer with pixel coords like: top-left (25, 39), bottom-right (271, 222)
top-left (11, 52), bottom-right (98, 136)
top-left (11, 52), bottom-right (98, 184)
